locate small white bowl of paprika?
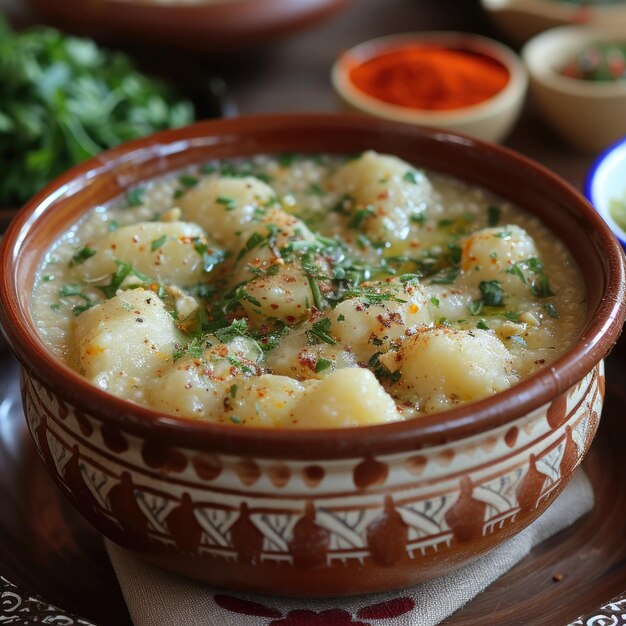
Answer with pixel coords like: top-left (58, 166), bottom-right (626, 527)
top-left (332, 32), bottom-right (528, 143)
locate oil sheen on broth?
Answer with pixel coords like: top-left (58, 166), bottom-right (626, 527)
top-left (32, 151), bottom-right (585, 428)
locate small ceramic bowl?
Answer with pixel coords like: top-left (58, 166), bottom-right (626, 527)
top-left (482, 0), bottom-right (626, 45)
top-left (586, 135), bottom-right (626, 249)
top-left (331, 32), bottom-right (527, 144)
top-left (22, 0), bottom-right (350, 53)
top-left (0, 115), bottom-right (624, 596)
top-left (522, 25), bottom-right (626, 153)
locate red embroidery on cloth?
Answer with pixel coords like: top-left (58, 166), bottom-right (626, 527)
top-left (214, 594), bottom-right (415, 624)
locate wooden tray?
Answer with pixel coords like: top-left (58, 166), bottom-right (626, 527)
top-left (0, 338), bottom-right (625, 625)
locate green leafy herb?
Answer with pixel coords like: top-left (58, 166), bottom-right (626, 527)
top-left (230, 415), bottom-right (242, 424)
top-left (216, 196), bottom-right (236, 211)
top-left (315, 357), bottom-right (333, 373)
top-left (59, 284), bottom-right (83, 297)
top-left (306, 318), bottom-right (336, 345)
top-left (368, 352), bottom-right (401, 383)
top-left (348, 206), bottom-right (375, 230)
top-left (307, 183), bottom-right (325, 196)
top-left (98, 260), bottom-right (149, 299)
top-left (70, 247), bottom-right (97, 266)
top-left (127, 187), bottom-right (146, 207)
top-left (544, 303), bottom-right (559, 318)
top-left (108, 220), bottom-right (119, 232)
top-left (477, 319), bottom-right (489, 330)
top-left (151, 235), bottom-right (168, 252)
top-left (194, 240), bottom-right (226, 273)
top-left (277, 153), bottom-right (296, 167)
top-left (430, 296), bottom-right (440, 308)
top-left (479, 280), bottom-right (504, 307)
top-left (403, 170), bottom-right (420, 184)
top-left (487, 206), bottom-right (501, 227)
top-left (0, 15), bottom-right (195, 206)
top-left (531, 274), bottom-right (554, 298)
top-left (237, 232), bottom-right (266, 261)
top-left (179, 175), bottom-right (198, 189)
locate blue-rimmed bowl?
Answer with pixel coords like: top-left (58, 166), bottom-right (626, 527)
top-left (586, 136), bottom-right (626, 250)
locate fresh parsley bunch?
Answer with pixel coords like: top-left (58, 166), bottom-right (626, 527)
top-left (0, 17), bottom-right (195, 205)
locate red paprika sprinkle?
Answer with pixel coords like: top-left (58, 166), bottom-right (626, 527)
top-left (349, 45), bottom-right (510, 111)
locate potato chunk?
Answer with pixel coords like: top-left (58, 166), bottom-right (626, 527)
top-left (222, 374), bottom-right (305, 427)
top-left (178, 177), bottom-right (275, 247)
top-left (331, 279), bottom-right (432, 361)
top-left (72, 289), bottom-right (183, 400)
top-left (331, 151), bottom-right (432, 243)
top-left (287, 368), bottom-right (402, 428)
top-left (75, 221), bottom-right (215, 287)
top-left (386, 327), bottom-right (516, 413)
top-left (460, 225), bottom-right (540, 298)
top-left (146, 360), bottom-right (225, 419)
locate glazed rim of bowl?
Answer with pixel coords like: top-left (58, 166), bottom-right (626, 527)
top-left (331, 32), bottom-right (528, 124)
top-left (585, 134), bottom-right (626, 247)
top-left (523, 25), bottom-right (626, 97)
top-left (0, 114), bottom-right (624, 460)
top-left (482, 0), bottom-right (626, 18)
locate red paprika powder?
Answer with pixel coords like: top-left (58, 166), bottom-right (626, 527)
top-left (349, 45), bottom-right (510, 111)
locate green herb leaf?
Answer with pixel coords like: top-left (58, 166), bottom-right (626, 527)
top-left (315, 357), bottom-right (333, 373)
top-left (487, 206), bottom-right (501, 227)
top-left (127, 187), bottom-right (145, 207)
top-left (306, 318), bottom-right (336, 345)
top-left (479, 280), bottom-right (504, 307)
top-left (70, 247), bottom-right (97, 266)
top-left (151, 235), bottom-right (168, 252)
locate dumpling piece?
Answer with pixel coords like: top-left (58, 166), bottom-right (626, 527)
top-left (459, 225), bottom-right (541, 298)
top-left (265, 326), bottom-right (357, 380)
top-left (286, 368), bottom-right (403, 428)
top-left (331, 151), bottom-right (433, 242)
top-left (178, 177), bottom-right (276, 248)
top-left (71, 289), bottom-right (183, 401)
top-left (384, 327), bottom-right (517, 413)
top-left (331, 279), bottom-right (432, 361)
top-left (222, 374), bottom-right (305, 427)
top-left (74, 221), bottom-right (216, 287)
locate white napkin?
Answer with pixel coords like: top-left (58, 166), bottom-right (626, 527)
top-left (106, 470), bottom-right (593, 626)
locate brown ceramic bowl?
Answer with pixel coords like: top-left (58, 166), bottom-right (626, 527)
top-left (23, 0), bottom-right (350, 54)
top-left (0, 115), bottom-right (624, 597)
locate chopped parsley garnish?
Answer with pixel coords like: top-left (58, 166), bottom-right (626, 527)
top-left (230, 383), bottom-right (238, 398)
top-left (230, 415), bottom-right (242, 424)
top-left (42, 275), bottom-right (53, 282)
top-left (477, 319), bottom-right (489, 330)
top-left (368, 352), bottom-right (401, 383)
top-left (194, 240), bottom-right (227, 272)
top-left (127, 187), bottom-right (145, 207)
top-left (430, 296), bottom-right (440, 307)
top-left (216, 196), bottom-right (236, 211)
top-left (237, 232), bottom-right (266, 261)
top-left (410, 213), bottom-right (426, 226)
top-left (307, 183), bottom-right (325, 196)
top-left (98, 260), bottom-right (150, 299)
top-left (277, 152), bottom-right (296, 167)
top-left (531, 273), bottom-right (554, 298)
top-left (544, 303), bottom-right (559, 318)
top-left (479, 280), bottom-right (504, 307)
top-left (337, 313), bottom-right (346, 322)
top-left (151, 235), bottom-right (168, 252)
top-left (403, 170), bottom-right (420, 184)
top-left (179, 175), bottom-right (198, 188)
top-left (348, 206), bottom-right (375, 230)
top-left (59, 284), bottom-right (83, 297)
top-left (430, 268), bottom-right (459, 285)
top-left (69, 247), bottom-right (97, 266)
top-left (315, 357), bottom-right (333, 373)
top-left (306, 318), bottom-right (336, 345)
top-left (487, 206), bottom-right (501, 227)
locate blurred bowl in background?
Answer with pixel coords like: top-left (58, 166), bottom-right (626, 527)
top-left (23, 0), bottom-right (350, 54)
top-left (586, 135), bottom-right (626, 250)
top-left (481, 0), bottom-right (626, 46)
top-left (332, 32), bottom-right (527, 144)
top-left (522, 25), bottom-right (626, 153)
